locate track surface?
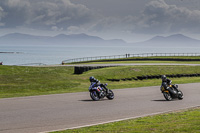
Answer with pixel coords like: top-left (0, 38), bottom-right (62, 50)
top-left (0, 83), bottom-right (200, 133)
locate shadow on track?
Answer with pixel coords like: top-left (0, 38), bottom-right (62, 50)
top-left (152, 99), bottom-right (168, 102)
top-left (152, 99), bottom-right (180, 102)
top-left (79, 99), bottom-right (93, 102)
top-left (79, 99), bottom-right (109, 102)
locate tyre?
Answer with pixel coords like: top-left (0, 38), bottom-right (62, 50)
top-left (178, 91), bottom-right (183, 100)
top-left (106, 90), bottom-right (114, 100)
top-left (90, 91), bottom-right (100, 101)
top-left (163, 92), bottom-right (172, 101)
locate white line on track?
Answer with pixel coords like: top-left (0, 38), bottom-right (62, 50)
top-left (41, 105), bottom-right (200, 133)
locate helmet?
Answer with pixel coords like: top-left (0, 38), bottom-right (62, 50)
top-left (89, 76), bottom-right (95, 82)
top-left (161, 75), bottom-right (167, 81)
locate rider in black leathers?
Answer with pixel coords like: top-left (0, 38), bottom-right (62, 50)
top-left (161, 75), bottom-right (180, 95)
top-left (89, 76), bottom-right (109, 93)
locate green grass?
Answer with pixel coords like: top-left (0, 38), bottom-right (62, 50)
top-left (54, 107), bottom-right (200, 133)
top-left (90, 65), bottom-right (200, 80)
top-left (126, 56), bottom-right (200, 59)
top-left (1, 64), bottom-right (200, 133)
top-left (0, 65), bottom-right (200, 98)
top-left (65, 56), bottom-right (200, 65)
top-left (0, 66), bottom-right (77, 98)
top-left (74, 60), bottom-right (200, 65)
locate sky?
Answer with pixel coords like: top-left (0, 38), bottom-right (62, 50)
top-left (1, 0), bottom-right (200, 42)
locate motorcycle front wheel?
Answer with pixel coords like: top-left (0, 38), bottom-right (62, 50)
top-left (178, 90), bottom-right (183, 100)
top-left (106, 90), bottom-right (114, 100)
top-left (90, 91), bottom-right (100, 101)
top-left (163, 92), bottom-right (172, 101)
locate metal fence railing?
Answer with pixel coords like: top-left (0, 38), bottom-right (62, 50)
top-left (62, 53), bottom-right (200, 64)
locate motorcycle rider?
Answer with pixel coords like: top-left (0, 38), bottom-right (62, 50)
top-left (161, 75), bottom-right (180, 95)
top-left (89, 76), bottom-right (109, 93)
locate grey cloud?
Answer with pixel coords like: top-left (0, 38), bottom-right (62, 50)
top-left (90, 15), bottom-right (137, 34)
top-left (90, 0), bottom-right (200, 35)
top-left (0, 6), bottom-right (5, 16)
top-left (0, 6), bottom-right (5, 25)
top-left (0, 0), bottom-right (94, 30)
top-left (0, 0), bottom-right (31, 27)
top-left (134, 0), bottom-right (200, 34)
top-left (1, 0), bottom-right (200, 36)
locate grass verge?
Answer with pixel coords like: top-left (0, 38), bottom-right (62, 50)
top-left (73, 60), bottom-right (200, 65)
top-left (53, 107), bottom-right (200, 133)
top-left (65, 56), bottom-right (200, 65)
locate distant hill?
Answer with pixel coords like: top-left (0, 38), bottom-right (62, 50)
top-left (1, 33), bottom-right (199, 47)
top-left (133, 34), bottom-right (200, 47)
top-left (0, 33), bottom-right (127, 45)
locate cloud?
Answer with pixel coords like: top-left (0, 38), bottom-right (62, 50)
top-left (0, 0), bottom-right (95, 30)
top-left (134, 0), bottom-right (200, 34)
top-left (0, 6), bottom-right (6, 26)
top-left (89, 15), bottom-right (137, 34)
top-left (1, 0), bottom-right (200, 36)
top-left (90, 0), bottom-right (200, 35)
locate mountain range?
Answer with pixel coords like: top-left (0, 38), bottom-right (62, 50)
top-left (0, 33), bottom-right (200, 47)
top-left (133, 34), bottom-right (200, 47)
top-left (0, 33), bottom-right (126, 45)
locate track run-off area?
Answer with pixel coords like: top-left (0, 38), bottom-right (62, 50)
top-left (0, 83), bottom-right (200, 133)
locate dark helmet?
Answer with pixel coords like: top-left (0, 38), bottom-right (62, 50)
top-left (161, 75), bottom-right (167, 81)
top-left (89, 76), bottom-right (95, 82)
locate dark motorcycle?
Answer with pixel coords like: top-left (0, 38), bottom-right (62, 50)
top-left (160, 83), bottom-right (183, 101)
top-left (89, 82), bottom-right (114, 101)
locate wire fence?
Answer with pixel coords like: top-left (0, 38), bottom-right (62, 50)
top-left (62, 53), bottom-right (200, 64)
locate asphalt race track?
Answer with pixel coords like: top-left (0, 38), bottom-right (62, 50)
top-left (0, 83), bottom-right (200, 133)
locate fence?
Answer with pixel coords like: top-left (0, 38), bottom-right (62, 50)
top-left (62, 53), bottom-right (200, 64)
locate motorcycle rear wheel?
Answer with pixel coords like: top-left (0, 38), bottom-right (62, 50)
top-left (163, 92), bottom-right (172, 101)
top-left (106, 90), bottom-right (114, 100)
top-left (90, 91), bottom-right (100, 101)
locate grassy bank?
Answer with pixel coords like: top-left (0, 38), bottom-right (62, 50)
top-left (65, 56), bottom-right (200, 64)
top-left (74, 60), bottom-right (200, 65)
top-left (0, 65), bottom-right (200, 98)
top-left (54, 107), bottom-right (200, 133)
